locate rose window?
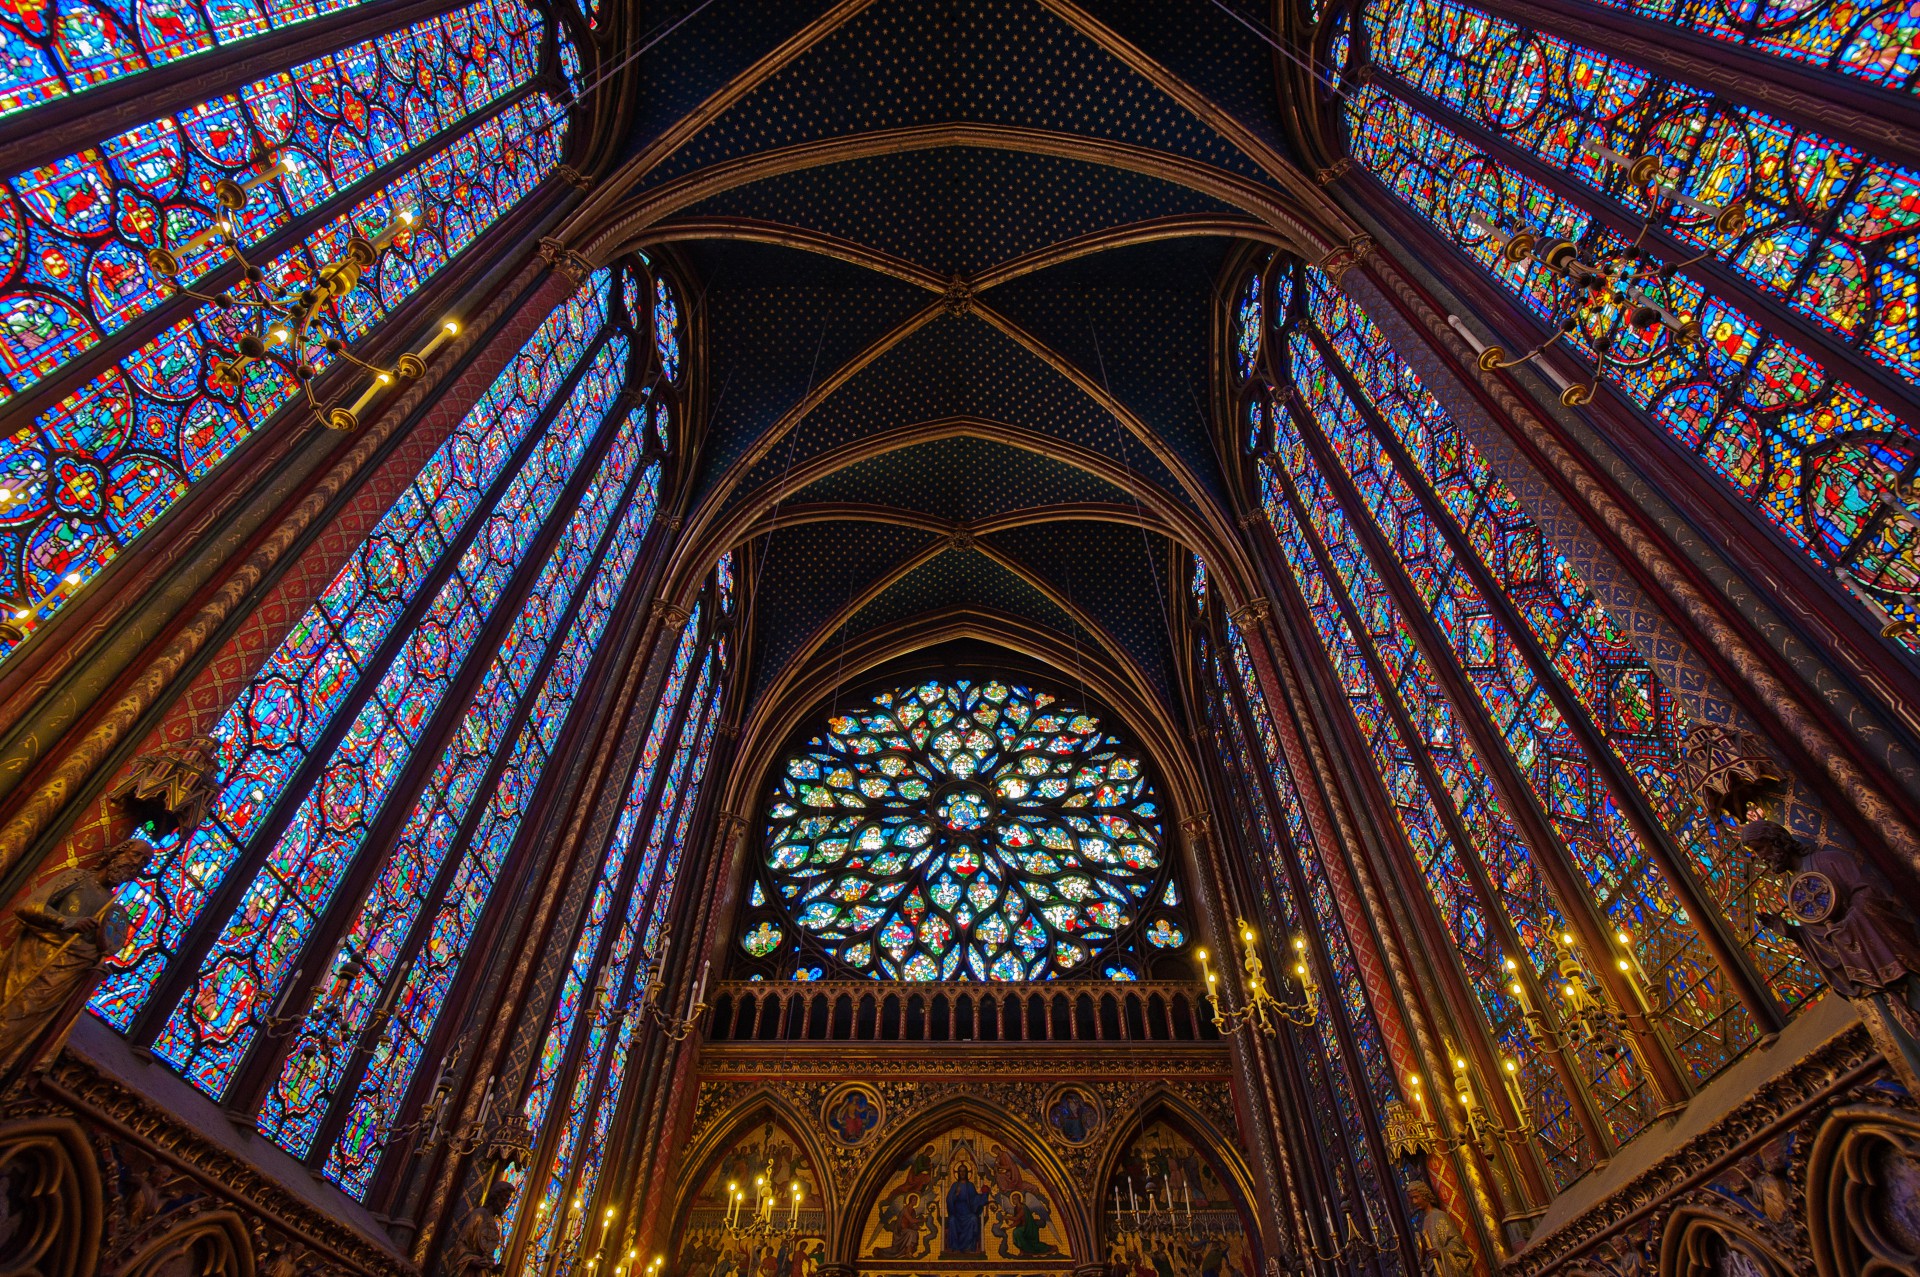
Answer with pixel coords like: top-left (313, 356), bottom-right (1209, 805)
top-left (748, 678), bottom-right (1182, 981)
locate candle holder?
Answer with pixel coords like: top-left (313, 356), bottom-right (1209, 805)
top-left (1306, 1198), bottom-right (1397, 1266)
top-left (1197, 922), bottom-right (1318, 1037)
top-left (1443, 136), bottom-right (1745, 408)
top-left (1503, 933), bottom-right (1637, 1056)
top-left (723, 1134), bottom-right (804, 1240)
top-left (1393, 1058), bottom-right (1533, 1160)
top-left (1110, 1174), bottom-right (1200, 1244)
top-left (144, 148), bottom-right (461, 432)
top-left (639, 950), bottom-right (711, 1042)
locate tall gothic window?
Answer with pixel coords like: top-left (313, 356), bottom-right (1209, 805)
top-left (0, 0), bottom-right (567, 662)
top-left (740, 678), bottom-right (1191, 984)
top-left (1236, 260), bottom-right (1814, 1187)
top-left (1193, 613), bottom-right (1400, 1262)
top-left (88, 256), bottom-right (688, 1202)
top-left (1339, 0), bottom-right (1920, 643)
top-left (509, 601), bottom-right (728, 1277)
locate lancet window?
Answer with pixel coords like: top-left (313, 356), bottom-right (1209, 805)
top-left (0, 0), bottom-right (566, 663)
top-left (742, 678), bottom-right (1191, 983)
top-left (1233, 259), bottom-right (1813, 1187)
top-left (1192, 613), bottom-right (1399, 1262)
top-left (1339, 0), bottom-right (1920, 643)
top-left (87, 256), bottom-right (690, 1202)
top-left (508, 604), bottom-right (729, 1277)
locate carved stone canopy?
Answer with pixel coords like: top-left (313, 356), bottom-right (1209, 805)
top-left (108, 735), bottom-right (220, 840)
top-left (1679, 721), bottom-right (1785, 820)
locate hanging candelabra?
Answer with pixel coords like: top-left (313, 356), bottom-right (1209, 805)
top-left (1111, 1174), bottom-right (1199, 1244)
top-left (1503, 929), bottom-right (1657, 1061)
top-left (1306, 1196), bottom-right (1397, 1268)
top-left (145, 148), bottom-right (461, 432)
top-left (638, 927), bottom-right (711, 1041)
top-left (723, 1167), bottom-right (803, 1239)
top-left (1458, 140), bottom-right (1746, 408)
top-left (1197, 922), bottom-right (1318, 1036)
top-left (1391, 1052), bottom-right (1534, 1159)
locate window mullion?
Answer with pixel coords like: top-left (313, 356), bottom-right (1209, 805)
top-left (1360, 67), bottom-right (1919, 426)
top-left (125, 323), bottom-right (617, 1049)
top-left (0, 0), bottom-right (463, 177)
top-left (289, 434), bottom-right (662, 1171)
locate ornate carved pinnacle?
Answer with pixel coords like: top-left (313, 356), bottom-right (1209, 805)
top-left (652, 600), bottom-right (694, 631)
top-left (1679, 720), bottom-right (1785, 821)
top-left (108, 734), bottom-right (221, 840)
top-left (1316, 235), bottom-right (1375, 284)
top-left (943, 274), bottom-right (975, 318)
top-left (536, 237), bottom-right (594, 284)
top-left (1315, 158), bottom-right (1353, 185)
top-left (556, 165), bottom-right (594, 191)
top-left (1229, 598), bottom-right (1272, 628)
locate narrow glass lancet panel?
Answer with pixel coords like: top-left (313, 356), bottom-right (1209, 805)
top-left (1345, 82), bottom-right (1920, 644)
top-left (91, 272), bottom-right (611, 1032)
top-left (150, 335), bottom-right (628, 1096)
top-left (0, 90), bottom-right (565, 664)
top-left (0, 0), bottom-right (542, 405)
top-left (1258, 457), bottom-right (1595, 1186)
top-left (253, 395), bottom-right (652, 1162)
top-left (1203, 631), bottom-right (1395, 1250)
top-left (504, 634), bottom-right (712, 1262)
top-left (543, 676), bottom-right (724, 1277)
top-left (1301, 271), bottom-right (1817, 1030)
top-left (1219, 621), bottom-right (1400, 1117)
top-left (1368, 0), bottom-right (1920, 387)
top-left (1580, 0), bottom-right (1920, 93)
top-left (0, 0), bottom-right (383, 119)
top-left (319, 453), bottom-right (664, 1197)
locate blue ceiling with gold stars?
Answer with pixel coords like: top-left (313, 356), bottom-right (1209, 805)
top-left (589, 0), bottom-right (1306, 713)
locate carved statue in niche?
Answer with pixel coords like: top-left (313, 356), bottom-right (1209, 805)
top-left (1742, 819), bottom-right (1920, 1086)
top-left (442, 1180), bottom-right (515, 1277)
top-left (0, 736), bottom-right (219, 1090)
top-left (1405, 1182), bottom-right (1472, 1277)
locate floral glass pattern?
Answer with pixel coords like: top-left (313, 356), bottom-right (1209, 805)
top-left (1584, 0), bottom-right (1920, 93)
top-left (760, 679), bottom-right (1172, 982)
top-left (654, 273), bottom-right (681, 382)
top-left (1234, 272), bottom-right (1263, 379)
top-left (0, 0), bottom-right (381, 118)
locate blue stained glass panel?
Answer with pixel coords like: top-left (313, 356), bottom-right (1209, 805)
top-left (91, 272), bottom-right (611, 1032)
top-left (148, 335), bottom-right (628, 1096)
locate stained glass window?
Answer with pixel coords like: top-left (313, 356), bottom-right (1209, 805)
top-left (1233, 271), bottom-right (1263, 379)
top-left (1190, 553), bottom-right (1207, 610)
top-left (0, 6), bottom-right (563, 665)
top-left (752, 678), bottom-right (1180, 982)
top-left (653, 273), bottom-right (681, 382)
top-left (151, 329), bottom-right (631, 1097)
top-left (0, 0), bottom-right (382, 118)
top-left (1299, 267), bottom-right (1814, 1035)
top-left (508, 633), bottom-right (718, 1276)
top-left (93, 272), bottom-right (614, 1034)
top-left (1346, 2), bottom-right (1920, 645)
top-left (1583, 0), bottom-right (1920, 93)
top-left (0, 0), bottom-right (541, 404)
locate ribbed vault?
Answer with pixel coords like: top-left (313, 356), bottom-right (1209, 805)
top-left (553, 0), bottom-right (1355, 720)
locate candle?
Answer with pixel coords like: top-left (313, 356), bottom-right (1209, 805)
top-left (1184, 1180), bottom-right (1191, 1223)
top-left (789, 1183), bottom-right (800, 1228)
top-left (1503, 956), bottom-right (1535, 1016)
top-left (379, 958), bottom-right (411, 1016)
top-left (1407, 1072), bottom-right (1430, 1121)
top-left (475, 1076), bottom-right (494, 1129)
top-left (269, 967), bottom-right (303, 1020)
top-left (689, 959), bottom-right (710, 1018)
top-left (1114, 1185), bottom-right (1121, 1218)
top-left (1128, 1176), bottom-right (1137, 1217)
top-left (328, 372), bottom-right (393, 431)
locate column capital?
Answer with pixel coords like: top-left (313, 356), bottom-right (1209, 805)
top-left (537, 236), bottom-right (595, 284)
top-left (1180, 811), bottom-right (1213, 838)
top-left (1228, 597), bottom-right (1272, 628)
top-left (652, 600), bottom-right (694, 631)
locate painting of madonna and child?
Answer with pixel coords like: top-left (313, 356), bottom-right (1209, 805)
top-left (1103, 1121), bottom-right (1259, 1277)
top-left (676, 1120), bottom-right (830, 1277)
top-left (858, 1124), bottom-right (1072, 1276)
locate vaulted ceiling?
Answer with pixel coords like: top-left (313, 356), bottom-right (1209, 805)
top-left (554, 0), bottom-right (1352, 729)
